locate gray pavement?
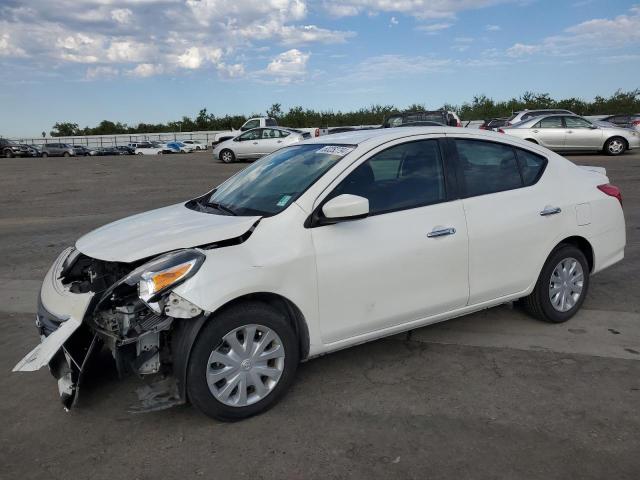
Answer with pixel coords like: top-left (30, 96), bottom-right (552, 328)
top-left (1, 150), bottom-right (639, 479)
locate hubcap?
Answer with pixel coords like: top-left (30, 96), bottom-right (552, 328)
top-left (222, 152), bottom-right (232, 162)
top-left (549, 257), bottom-right (584, 312)
top-left (206, 324), bottom-right (285, 407)
top-left (609, 140), bottom-right (624, 154)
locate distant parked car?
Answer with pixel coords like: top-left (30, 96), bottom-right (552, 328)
top-left (479, 118), bottom-right (508, 131)
top-left (501, 114), bottom-right (640, 155)
top-left (72, 146), bottom-right (92, 156)
top-left (41, 143), bottom-right (75, 157)
top-left (26, 144), bottom-right (42, 157)
top-left (115, 146), bottom-right (135, 155)
top-left (505, 109), bottom-right (574, 126)
top-left (1, 139), bottom-right (32, 158)
top-left (181, 140), bottom-right (206, 150)
top-left (128, 142), bottom-right (153, 149)
top-left (599, 114), bottom-right (640, 132)
top-left (383, 110), bottom-right (461, 128)
top-left (135, 143), bottom-right (167, 155)
top-left (212, 127), bottom-right (306, 163)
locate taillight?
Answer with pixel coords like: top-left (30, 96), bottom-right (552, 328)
top-left (498, 128), bottom-right (506, 134)
top-left (457, 121), bottom-right (462, 127)
top-left (314, 128), bottom-right (320, 137)
top-left (632, 120), bottom-right (640, 126)
top-left (598, 183), bottom-right (623, 207)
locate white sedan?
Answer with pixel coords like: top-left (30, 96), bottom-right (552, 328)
top-left (501, 114), bottom-right (640, 155)
top-left (15, 127), bottom-right (625, 420)
top-left (212, 127), bottom-right (305, 163)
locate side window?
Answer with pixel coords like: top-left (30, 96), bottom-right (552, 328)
top-left (240, 130), bottom-right (261, 141)
top-left (279, 130), bottom-right (290, 138)
top-left (539, 116), bottom-right (563, 128)
top-left (455, 139), bottom-right (522, 197)
top-left (244, 119), bottom-right (260, 130)
top-left (515, 148), bottom-right (547, 186)
top-left (329, 140), bottom-right (446, 215)
top-left (265, 118), bottom-right (277, 127)
top-left (564, 116), bottom-right (592, 128)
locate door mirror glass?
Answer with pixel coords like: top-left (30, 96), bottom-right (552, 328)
top-left (322, 194), bottom-right (369, 221)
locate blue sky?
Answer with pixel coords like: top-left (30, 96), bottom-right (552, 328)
top-left (1, 0), bottom-right (639, 137)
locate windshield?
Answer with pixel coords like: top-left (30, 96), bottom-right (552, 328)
top-left (204, 144), bottom-right (355, 217)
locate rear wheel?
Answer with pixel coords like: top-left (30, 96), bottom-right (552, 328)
top-left (63, 152), bottom-right (70, 157)
top-left (220, 149), bottom-right (235, 163)
top-left (5, 149), bottom-right (13, 158)
top-left (604, 137), bottom-right (626, 156)
top-left (187, 302), bottom-right (299, 421)
top-left (41, 152), bottom-right (48, 158)
top-left (521, 244), bottom-right (589, 323)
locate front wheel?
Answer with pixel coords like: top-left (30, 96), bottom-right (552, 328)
top-left (604, 137), bottom-right (626, 156)
top-left (520, 244), bottom-right (590, 323)
top-left (187, 302), bottom-right (299, 421)
top-left (41, 152), bottom-right (48, 158)
top-left (63, 152), bottom-right (70, 157)
top-left (4, 150), bottom-right (13, 158)
top-left (219, 149), bottom-right (235, 163)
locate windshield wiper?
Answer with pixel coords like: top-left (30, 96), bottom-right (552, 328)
top-left (207, 201), bottom-right (237, 216)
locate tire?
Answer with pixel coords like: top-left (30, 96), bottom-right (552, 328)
top-left (137, 152), bottom-right (143, 155)
top-left (604, 137), bottom-right (626, 156)
top-left (5, 149), bottom-right (13, 158)
top-left (220, 149), bottom-right (235, 163)
top-left (63, 152), bottom-right (70, 157)
top-left (41, 152), bottom-right (48, 158)
top-left (187, 302), bottom-right (299, 421)
top-left (520, 244), bottom-right (590, 323)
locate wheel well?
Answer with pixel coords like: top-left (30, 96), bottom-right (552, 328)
top-left (557, 236), bottom-right (594, 272)
top-left (214, 293), bottom-right (310, 360)
top-left (606, 136), bottom-right (628, 149)
top-left (525, 138), bottom-right (538, 144)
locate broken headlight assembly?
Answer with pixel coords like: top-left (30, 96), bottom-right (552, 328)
top-left (120, 249), bottom-right (206, 313)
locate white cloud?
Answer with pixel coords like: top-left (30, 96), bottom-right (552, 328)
top-left (506, 43), bottom-right (539, 57)
top-left (0, 0), bottom-right (353, 80)
top-left (389, 16), bottom-right (399, 27)
top-left (85, 65), bottom-right (119, 80)
top-left (127, 63), bottom-right (164, 77)
top-left (344, 54), bottom-right (452, 81)
top-left (505, 6), bottom-right (640, 57)
top-left (416, 23), bottom-right (453, 34)
top-left (264, 49), bottom-right (310, 83)
top-left (111, 8), bottom-right (133, 24)
top-left (323, 0), bottom-right (511, 19)
top-left (0, 33), bottom-right (28, 57)
top-left (485, 24), bottom-right (501, 31)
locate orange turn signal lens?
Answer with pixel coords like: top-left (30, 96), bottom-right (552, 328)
top-left (150, 263), bottom-right (192, 292)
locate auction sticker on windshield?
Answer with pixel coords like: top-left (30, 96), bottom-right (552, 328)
top-left (315, 145), bottom-right (355, 156)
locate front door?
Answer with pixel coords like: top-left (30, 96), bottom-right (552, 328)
top-left (312, 138), bottom-right (469, 344)
top-left (562, 116), bottom-right (603, 149)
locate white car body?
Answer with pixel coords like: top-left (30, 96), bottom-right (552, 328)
top-left (503, 114), bottom-right (640, 154)
top-left (212, 127), bottom-right (305, 161)
top-left (15, 127), bottom-right (626, 418)
top-left (134, 145), bottom-right (164, 155)
top-left (181, 140), bottom-right (206, 150)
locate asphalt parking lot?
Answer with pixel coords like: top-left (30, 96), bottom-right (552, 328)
top-left (1, 150), bottom-right (639, 479)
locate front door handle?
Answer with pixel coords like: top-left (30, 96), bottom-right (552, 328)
top-left (277, 140), bottom-right (283, 143)
top-left (427, 227), bottom-right (456, 238)
top-left (540, 206), bottom-right (562, 216)
top-left (253, 142), bottom-right (258, 145)
top-left (532, 129), bottom-right (539, 133)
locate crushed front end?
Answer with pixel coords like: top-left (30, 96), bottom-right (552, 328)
top-left (14, 247), bottom-right (207, 411)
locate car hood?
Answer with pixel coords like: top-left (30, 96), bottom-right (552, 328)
top-left (76, 203), bottom-right (261, 262)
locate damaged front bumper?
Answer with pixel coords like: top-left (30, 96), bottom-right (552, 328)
top-left (13, 247), bottom-right (206, 411)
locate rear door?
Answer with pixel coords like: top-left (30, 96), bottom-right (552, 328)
top-left (563, 116), bottom-right (603, 149)
top-left (531, 116), bottom-right (566, 149)
top-left (451, 137), bottom-right (558, 304)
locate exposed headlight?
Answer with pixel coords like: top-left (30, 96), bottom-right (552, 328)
top-left (123, 249), bottom-right (206, 305)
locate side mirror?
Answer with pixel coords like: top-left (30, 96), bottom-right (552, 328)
top-left (321, 194), bottom-right (369, 222)
top-left (233, 137), bottom-right (240, 142)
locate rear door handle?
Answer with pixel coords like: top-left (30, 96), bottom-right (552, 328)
top-left (427, 227), bottom-right (456, 238)
top-left (540, 206), bottom-right (561, 216)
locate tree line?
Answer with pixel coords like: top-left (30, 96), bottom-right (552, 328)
top-left (50, 89), bottom-right (640, 137)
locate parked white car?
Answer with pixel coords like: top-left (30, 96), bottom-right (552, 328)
top-left (135, 143), bottom-right (165, 155)
top-left (181, 140), bottom-right (206, 150)
top-left (212, 127), bottom-right (305, 163)
top-left (502, 114), bottom-right (640, 155)
top-left (14, 127), bottom-right (625, 420)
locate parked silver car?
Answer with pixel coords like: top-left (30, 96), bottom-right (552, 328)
top-left (41, 143), bottom-right (75, 157)
top-left (505, 109), bottom-right (574, 126)
top-left (212, 127), bottom-right (305, 163)
top-left (501, 114), bottom-right (640, 155)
